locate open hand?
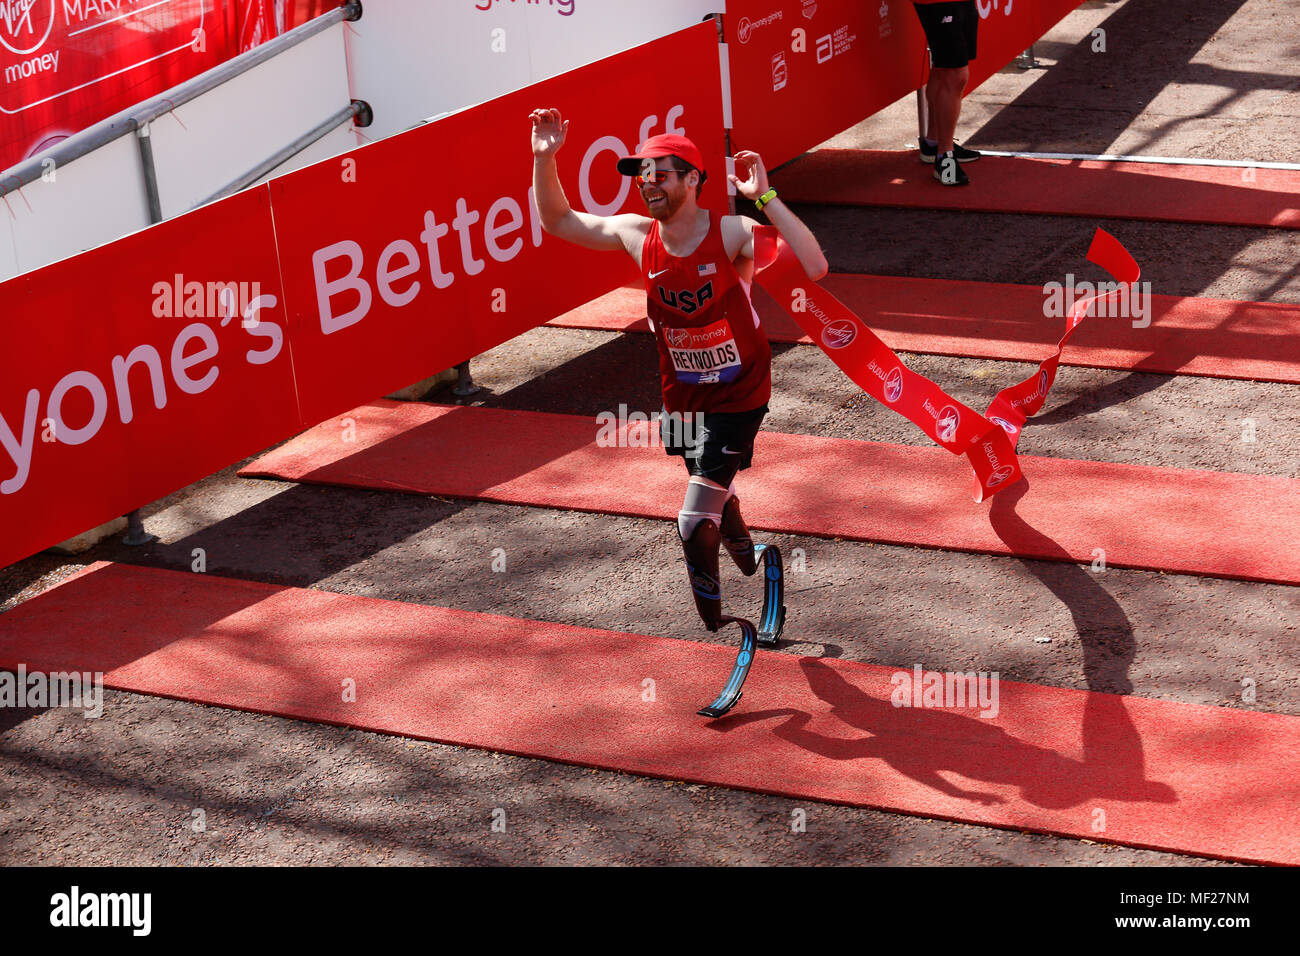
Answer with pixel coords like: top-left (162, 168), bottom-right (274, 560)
top-left (530, 108), bottom-right (568, 158)
top-left (728, 150), bottom-right (769, 200)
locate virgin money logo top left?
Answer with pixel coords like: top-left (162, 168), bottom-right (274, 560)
top-left (1, 0), bottom-right (55, 56)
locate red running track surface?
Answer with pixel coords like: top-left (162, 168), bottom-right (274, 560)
top-left (239, 401), bottom-right (1300, 585)
top-left (547, 280), bottom-right (1300, 384)
top-left (2, 562), bottom-right (1295, 865)
top-left (770, 150), bottom-right (1300, 229)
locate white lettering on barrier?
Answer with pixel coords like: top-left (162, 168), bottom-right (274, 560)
top-left (311, 111), bottom-right (687, 334)
top-left (0, 297), bottom-right (284, 495)
top-left (376, 240), bottom-right (421, 307)
top-left (484, 197), bottom-right (524, 262)
top-left (111, 346), bottom-right (168, 424)
top-left (314, 240), bottom-right (373, 334)
top-left (171, 324), bottom-right (220, 395)
top-left (242, 295), bottom-right (282, 365)
top-left (580, 135), bottom-right (633, 216)
top-left (47, 371), bottom-right (107, 447)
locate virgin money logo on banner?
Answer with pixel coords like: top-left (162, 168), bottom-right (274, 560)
top-left (988, 415), bottom-right (1018, 435)
top-left (937, 405), bottom-right (960, 444)
top-left (1, 0), bottom-right (55, 56)
top-left (737, 10), bottom-right (782, 44)
top-left (981, 442), bottom-right (1015, 488)
top-left (0, 0), bottom-right (225, 169)
top-left (821, 318), bottom-right (856, 349)
top-left (883, 366), bottom-right (903, 402)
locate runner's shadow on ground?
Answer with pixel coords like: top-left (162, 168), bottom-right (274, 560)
top-left (703, 479), bottom-right (1169, 811)
top-left (711, 653), bottom-right (1174, 811)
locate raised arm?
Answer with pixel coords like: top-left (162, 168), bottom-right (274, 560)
top-left (530, 108), bottom-right (646, 258)
top-left (728, 149), bottom-right (829, 280)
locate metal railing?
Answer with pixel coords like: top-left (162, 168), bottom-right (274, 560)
top-left (0, 0), bottom-right (363, 200)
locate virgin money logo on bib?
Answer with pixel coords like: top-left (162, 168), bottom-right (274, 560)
top-left (821, 319), bottom-right (856, 349)
top-left (666, 327), bottom-right (691, 348)
top-left (665, 317), bottom-right (741, 385)
top-left (884, 367), bottom-right (903, 403)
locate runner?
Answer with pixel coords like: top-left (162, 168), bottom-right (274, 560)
top-left (529, 107), bottom-right (827, 634)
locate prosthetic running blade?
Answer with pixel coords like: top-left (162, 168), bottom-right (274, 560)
top-left (697, 544), bottom-right (786, 718)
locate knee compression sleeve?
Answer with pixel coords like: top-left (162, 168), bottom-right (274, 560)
top-left (678, 477), bottom-right (732, 541)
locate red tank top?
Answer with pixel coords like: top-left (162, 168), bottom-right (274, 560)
top-left (641, 214), bottom-right (772, 415)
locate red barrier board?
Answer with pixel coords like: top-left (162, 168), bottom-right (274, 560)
top-left (0, 22), bottom-right (726, 565)
top-left (728, 1), bottom-right (1084, 167)
top-left (0, 1), bottom-right (326, 173)
top-left (965, 0), bottom-right (1053, 91)
top-left (727, 0), bottom-right (927, 168)
top-left (0, 186), bottom-right (300, 568)
top-left (268, 20), bottom-right (727, 426)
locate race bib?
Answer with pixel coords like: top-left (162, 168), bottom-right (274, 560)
top-left (664, 317), bottom-right (742, 384)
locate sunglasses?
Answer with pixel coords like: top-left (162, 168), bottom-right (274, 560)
top-left (636, 166), bottom-right (687, 185)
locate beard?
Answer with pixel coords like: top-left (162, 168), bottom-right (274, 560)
top-left (642, 185), bottom-right (686, 220)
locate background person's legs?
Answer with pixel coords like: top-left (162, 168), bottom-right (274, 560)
top-left (925, 64), bottom-right (970, 154)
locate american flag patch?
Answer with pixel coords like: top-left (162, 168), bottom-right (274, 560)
top-left (698, 263), bottom-right (716, 277)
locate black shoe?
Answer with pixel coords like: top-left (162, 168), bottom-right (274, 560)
top-left (920, 140), bottom-right (981, 164)
top-left (934, 151), bottom-right (970, 185)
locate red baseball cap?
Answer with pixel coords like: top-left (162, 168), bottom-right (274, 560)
top-left (616, 134), bottom-right (708, 184)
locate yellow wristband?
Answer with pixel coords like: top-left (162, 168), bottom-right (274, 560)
top-left (754, 188), bottom-right (777, 211)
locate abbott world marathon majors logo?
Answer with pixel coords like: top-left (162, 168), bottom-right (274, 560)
top-left (1, 0), bottom-right (55, 56)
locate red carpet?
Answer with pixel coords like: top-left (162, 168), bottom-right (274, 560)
top-left (239, 402), bottom-right (1300, 585)
top-left (550, 280), bottom-right (1300, 384)
top-left (771, 150), bottom-right (1300, 229)
top-left (2, 562), bottom-right (1296, 865)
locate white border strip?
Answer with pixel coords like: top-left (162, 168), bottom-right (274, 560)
top-left (978, 149), bottom-right (1300, 171)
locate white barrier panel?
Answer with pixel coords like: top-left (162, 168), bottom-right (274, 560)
top-left (257, 123), bottom-right (360, 183)
top-left (148, 22), bottom-right (355, 218)
top-left (345, 0), bottom-right (720, 141)
top-left (5, 135), bottom-right (152, 279)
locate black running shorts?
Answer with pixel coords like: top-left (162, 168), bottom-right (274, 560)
top-left (660, 405), bottom-right (768, 487)
top-left (913, 1), bottom-right (979, 70)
